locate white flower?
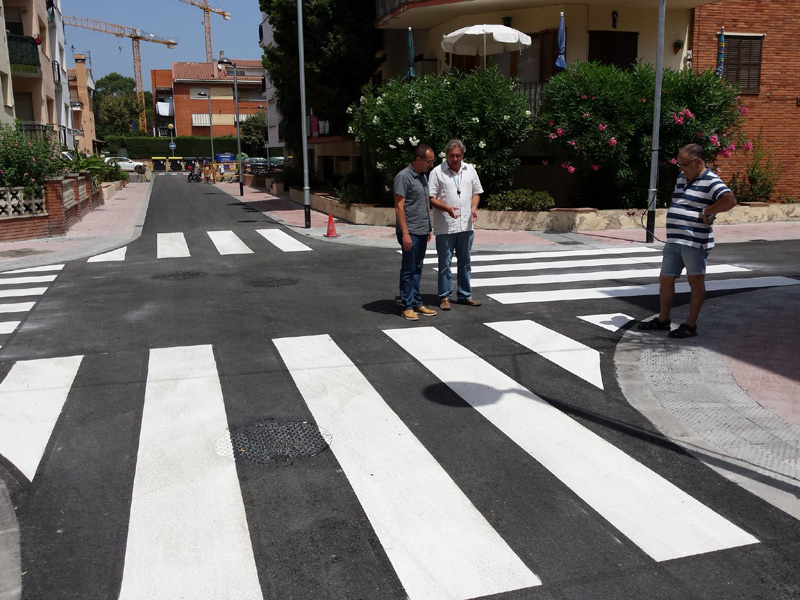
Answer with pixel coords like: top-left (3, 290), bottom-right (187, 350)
top-left (478, 140), bottom-right (486, 149)
top-left (396, 137), bottom-right (405, 145)
top-left (389, 144), bottom-right (397, 149)
top-left (346, 106), bottom-right (353, 114)
top-left (347, 125), bottom-right (354, 133)
top-left (414, 102), bottom-right (422, 113)
top-left (376, 97), bottom-right (383, 105)
top-left (439, 151), bottom-right (446, 158)
top-left (471, 117), bottom-right (479, 123)
top-left (376, 162), bottom-right (385, 170)
top-left (525, 110), bottom-right (532, 117)
top-left (503, 115), bottom-right (510, 121)
top-left (409, 136), bottom-right (419, 145)
top-left (372, 115), bottom-right (379, 124)
top-left (360, 95), bottom-right (366, 103)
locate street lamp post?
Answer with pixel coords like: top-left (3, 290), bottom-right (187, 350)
top-left (167, 123), bottom-right (175, 157)
top-left (218, 52), bottom-right (244, 197)
top-left (197, 91), bottom-right (215, 181)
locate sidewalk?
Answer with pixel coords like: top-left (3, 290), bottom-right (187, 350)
top-left (0, 178), bottom-right (798, 599)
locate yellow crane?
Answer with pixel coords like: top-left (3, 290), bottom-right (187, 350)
top-left (63, 16), bottom-right (178, 132)
top-left (175, 0), bottom-right (231, 63)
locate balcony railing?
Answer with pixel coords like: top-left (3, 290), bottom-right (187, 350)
top-left (18, 122), bottom-right (54, 140)
top-left (517, 81), bottom-right (543, 115)
top-left (8, 34), bottom-right (41, 74)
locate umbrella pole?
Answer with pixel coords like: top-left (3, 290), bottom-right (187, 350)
top-left (483, 33), bottom-right (486, 68)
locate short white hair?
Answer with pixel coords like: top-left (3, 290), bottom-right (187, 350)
top-left (445, 139), bottom-right (466, 155)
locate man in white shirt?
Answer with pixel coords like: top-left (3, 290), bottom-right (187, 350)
top-left (429, 139), bottom-right (483, 310)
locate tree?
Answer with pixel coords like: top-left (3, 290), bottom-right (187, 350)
top-left (240, 113), bottom-right (267, 155)
top-left (94, 73), bottom-right (136, 99)
top-left (259, 0), bottom-right (382, 160)
top-left (94, 73), bottom-right (154, 137)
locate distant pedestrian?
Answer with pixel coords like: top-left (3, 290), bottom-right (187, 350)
top-left (394, 144), bottom-right (441, 321)
top-left (428, 139), bottom-right (483, 310)
top-left (638, 143), bottom-right (737, 338)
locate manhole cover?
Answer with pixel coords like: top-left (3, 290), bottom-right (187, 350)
top-left (227, 419), bottom-right (330, 465)
top-left (248, 278), bottom-right (297, 288)
top-left (152, 270), bottom-right (208, 280)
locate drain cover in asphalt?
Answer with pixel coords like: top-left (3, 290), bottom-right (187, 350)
top-left (152, 270), bottom-right (208, 280)
top-left (248, 278), bottom-right (297, 288)
top-left (228, 419), bottom-right (330, 464)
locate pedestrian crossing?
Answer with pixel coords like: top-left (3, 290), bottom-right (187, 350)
top-left (87, 228), bottom-right (312, 262)
top-left (423, 246), bottom-right (800, 305)
top-left (0, 264), bottom-right (63, 349)
top-left (1, 322), bottom-right (760, 599)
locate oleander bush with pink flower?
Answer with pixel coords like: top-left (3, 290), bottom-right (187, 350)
top-left (536, 60), bottom-right (749, 208)
top-left (0, 122), bottom-right (67, 196)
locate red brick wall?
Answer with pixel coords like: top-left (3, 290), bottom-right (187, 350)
top-left (691, 0), bottom-right (800, 200)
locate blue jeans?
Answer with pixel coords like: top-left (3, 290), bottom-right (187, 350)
top-left (436, 231), bottom-right (474, 301)
top-left (397, 232), bottom-right (428, 310)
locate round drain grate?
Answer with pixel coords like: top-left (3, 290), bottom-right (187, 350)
top-left (152, 270), bottom-right (208, 281)
top-left (248, 278), bottom-right (297, 288)
top-left (229, 419), bottom-right (330, 464)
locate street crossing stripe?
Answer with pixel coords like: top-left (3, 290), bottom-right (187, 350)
top-left (3, 264), bottom-right (65, 274)
top-left (87, 247), bottom-right (127, 262)
top-left (0, 355), bottom-right (83, 481)
top-left (207, 230), bottom-right (254, 255)
top-left (257, 229), bottom-right (313, 252)
top-left (119, 345), bottom-right (263, 600)
top-left (0, 302), bottom-right (36, 313)
top-left (0, 321), bottom-right (20, 334)
top-left (156, 232), bottom-right (191, 258)
top-left (0, 275), bottom-right (58, 285)
top-left (487, 320), bottom-right (604, 389)
top-left (274, 334), bottom-right (541, 599)
top-left (421, 246), bottom-right (660, 264)
top-left (472, 264), bottom-right (749, 288)
top-left (0, 287), bottom-right (47, 298)
top-left (488, 276), bottom-right (800, 304)
top-left (471, 255), bottom-right (663, 274)
top-left (579, 313), bottom-right (635, 332)
top-left (384, 327), bottom-right (759, 561)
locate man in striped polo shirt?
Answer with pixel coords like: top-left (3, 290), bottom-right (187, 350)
top-left (638, 143), bottom-right (737, 338)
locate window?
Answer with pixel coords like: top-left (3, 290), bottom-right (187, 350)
top-left (588, 31), bottom-right (639, 69)
top-left (723, 35), bottom-right (763, 95)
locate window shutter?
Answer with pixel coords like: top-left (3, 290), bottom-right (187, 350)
top-left (723, 35), bottom-right (762, 95)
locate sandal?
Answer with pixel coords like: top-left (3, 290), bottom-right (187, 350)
top-left (668, 323), bottom-right (697, 338)
top-left (637, 318), bottom-right (671, 331)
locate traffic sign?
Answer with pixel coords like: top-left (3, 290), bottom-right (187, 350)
top-left (169, 142), bottom-right (176, 150)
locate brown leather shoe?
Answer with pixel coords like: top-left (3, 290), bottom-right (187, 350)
top-left (458, 298), bottom-right (482, 306)
top-left (440, 298), bottom-right (451, 311)
top-left (401, 309), bottom-right (419, 321)
top-left (414, 305), bottom-right (437, 317)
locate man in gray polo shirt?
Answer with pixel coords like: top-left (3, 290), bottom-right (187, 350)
top-left (394, 144), bottom-right (444, 320)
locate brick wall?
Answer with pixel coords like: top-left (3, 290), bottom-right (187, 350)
top-left (691, 0), bottom-right (800, 200)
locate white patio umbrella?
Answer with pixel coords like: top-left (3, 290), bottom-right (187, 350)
top-left (441, 24), bottom-right (532, 68)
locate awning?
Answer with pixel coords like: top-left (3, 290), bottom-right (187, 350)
top-left (191, 113), bottom-right (211, 126)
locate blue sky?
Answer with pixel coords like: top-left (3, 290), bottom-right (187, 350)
top-left (62, 0), bottom-right (266, 90)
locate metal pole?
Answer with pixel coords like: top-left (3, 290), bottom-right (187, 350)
top-left (646, 0), bottom-right (666, 243)
top-left (208, 94), bottom-right (215, 177)
top-left (297, 0), bottom-right (311, 228)
top-left (232, 65), bottom-right (244, 197)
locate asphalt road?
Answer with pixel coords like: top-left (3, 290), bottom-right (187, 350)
top-left (2, 175), bottom-right (800, 599)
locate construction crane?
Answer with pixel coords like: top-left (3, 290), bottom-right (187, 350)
top-left (63, 16), bottom-right (178, 131)
top-left (175, 0), bottom-right (230, 63)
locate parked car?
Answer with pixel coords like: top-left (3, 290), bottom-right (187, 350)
top-left (242, 157), bottom-right (271, 176)
top-left (104, 156), bottom-right (145, 172)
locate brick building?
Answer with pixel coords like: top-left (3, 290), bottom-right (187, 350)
top-left (690, 0), bottom-right (799, 200)
top-left (150, 57), bottom-right (265, 142)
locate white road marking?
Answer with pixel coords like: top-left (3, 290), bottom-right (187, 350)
top-left (87, 247), bottom-right (127, 262)
top-left (0, 355), bottom-right (83, 481)
top-left (487, 320), bottom-right (604, 389)
top-left (0, 321), bottom-right (20, 334)
top-left (579, 313), bottom-right (635, 332)
top-left (274, 334), bottom-right (541, 600)
top-left (472, 264), bottom-right (749, 287)
top-left (257, 229), bottom-right (312, 252)
top-left (207, 230), bottom-right (254, 255)
top-left (471, 255), bottom-right (663, 274)
top-left (0, 302), bottom-right (36, 313)
top-left (3, 264), bottom-right (65, 274)
top-left (489, 276), bottom-right (800, 304)
top-left (0, 275), bottom-right (58, 286)
top-left (385, 327), bottom-right (759, 562)
top-left (156, 232), bottom-right (191, 258)
top-left (0, 287), bottom-right (47, 298)
top-left (420, 246), bottom-right (660, 263)
top-left (119, 345), bottom-right (263, 600)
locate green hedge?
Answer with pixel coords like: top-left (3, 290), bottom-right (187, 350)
top-left (103, 135), bottom-right (243, 159)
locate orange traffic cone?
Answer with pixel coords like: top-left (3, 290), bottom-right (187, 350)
top-left (323, 213), bottom-right (340, 238)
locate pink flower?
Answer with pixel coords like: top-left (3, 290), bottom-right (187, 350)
top-left (591, 164), bottom-right (599, 171)
top-left (696, 132), bottom-right (705, 138)
top-left (641, 97), bottom-right (647, 102)
top-left (720, 148), bottom-right (731, 158)
top-left (591, 96), bottom-right (596, 100)
top-left (710, 134), bottom-right (720, 147)
top-left (549, 119), bottom-right (554, 126)
top-left (567, 165), bottom-right (576, 174)
top-left (549, 133), bottom-right (558, 139)
top-left (582, 112), bottom-right (590, 119)
top-left (556, 127), bottom-right (564, 136)
top-left (739, 106), bottom-right (749, 116)
top-left (609, 137), bottom-right (617, 146)
top-left (743, 142), bottom-right (754, 151)
top-left (673, 115), bottom-right (684, 125)
top-left (728, 144), bottom-right (736, 152)
top-left (567, 140), bottom-right (576, 146)
top-left (541, 160), bottom-right (548, 166)
top-left (581, 95), bottom-right (587, 99)
top-left (561, 162), bottom-right (568, 168)
top-left (598, 123), bottom-right (607, 131)
top-left (669, 158), bottom-right (677, 165)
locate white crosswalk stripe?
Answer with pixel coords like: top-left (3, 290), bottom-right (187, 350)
top-left (0, 264), bottom-right (62, 347)
top-left (88, 229), bottom-right (312, 261)
top-left (1, 326), bottom-right (764, 598)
